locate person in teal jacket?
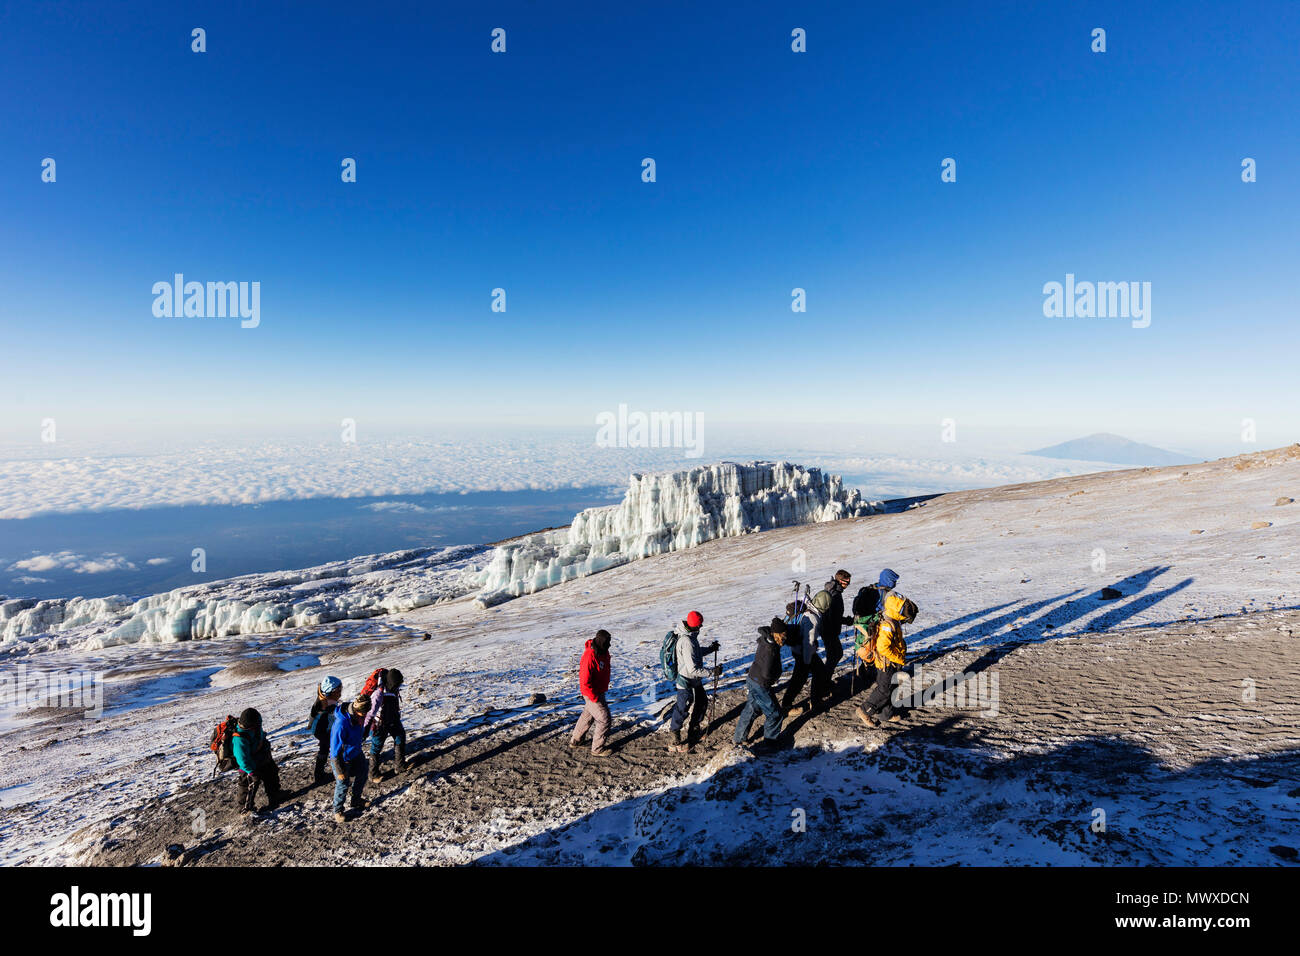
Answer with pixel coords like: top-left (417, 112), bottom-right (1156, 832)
top-left (232, 708), bottom-right (283, 815)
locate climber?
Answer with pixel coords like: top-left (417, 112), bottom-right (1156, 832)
top-left (809, 570), bottom-right (854, 702)
top-left (570, 629), bottom-right (614, 756)
top-left (665, 611), bottom-right (721, 753)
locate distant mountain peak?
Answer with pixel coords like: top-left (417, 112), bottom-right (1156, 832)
top-left (1026, 433), bottom-right (1194, 467)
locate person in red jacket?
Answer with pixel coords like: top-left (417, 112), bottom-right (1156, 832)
top-left (569, 629), bottom-right (613, 756)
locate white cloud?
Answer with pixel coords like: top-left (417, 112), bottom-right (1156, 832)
top-left (146, 557), bottom-right (171, 566)
top-left (362, 501), bottom-right (431, 514)
top-left (0, 429), bottom-right (1118, 520)
top-left (8, 551), bottom-right (136, 574)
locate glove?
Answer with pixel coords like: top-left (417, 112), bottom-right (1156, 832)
top-left (331, 758), bottom-right (347, 781)
top-left (711, 665), bottom-right (723, 678)
top-left (707, 641), bottom-right (720, 654)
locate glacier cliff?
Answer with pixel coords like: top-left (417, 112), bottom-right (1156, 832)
top-left (470, 461), bottom-right (878, 606)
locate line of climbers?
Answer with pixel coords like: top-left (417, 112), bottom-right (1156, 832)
top-left (576, 567), bottom-right (917, 756)
top-left (207, 567), bottom-right (917, 822)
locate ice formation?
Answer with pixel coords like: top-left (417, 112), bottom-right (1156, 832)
top-left (0, 546), bottom-right (488, 654)
top-left (470, 461), bottom-right (879, 607)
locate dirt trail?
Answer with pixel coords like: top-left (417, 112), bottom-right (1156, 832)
top-left (78, 606), bottom-right (1300, 866)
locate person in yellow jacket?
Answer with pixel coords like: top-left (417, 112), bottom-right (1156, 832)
top-left (856, 592), bottom-right (914, 726)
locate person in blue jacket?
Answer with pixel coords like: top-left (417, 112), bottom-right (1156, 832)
top-left (232, 708), bottom-right (283, 816)
top-left (330, 693), bottom-right (371, 822)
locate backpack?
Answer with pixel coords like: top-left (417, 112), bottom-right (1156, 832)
top-left (209, 715), bottom-right (239, 775)
top-left (852, 585), bottom-right (882, 618)
top-left (883, 591), bottom-right (918, 624)
top-left (659, 631), bottom-right (679, 684)
top-left (360, 668), bottom-right (388, 698)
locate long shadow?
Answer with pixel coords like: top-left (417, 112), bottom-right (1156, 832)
top-left (473, 719), bottom-right (1300, 866)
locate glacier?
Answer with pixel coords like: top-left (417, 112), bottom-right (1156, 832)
top-left (469, 461), bottom-right (880, 607)
top-left (0, 461), bottom-right (877, 653)
top-left (0, 546), bottom-right (489, 654)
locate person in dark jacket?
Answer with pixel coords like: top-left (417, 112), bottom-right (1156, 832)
top-left (734, 618), bottom-right (788, 752)
top-left (569, 629), bottom-right (613, 756)
top-left (364, 668), bottom-right (406, 777)
top-left (232, 708), bottom-right (283, 816)
top-left (809, 570), bottom-right (854, 700)
top-left (309, 676), bottom-right (343, 783)
top-left (780, 600), bottom-right (829, 717)
top-left (330, 693), bottom-right (370, 822)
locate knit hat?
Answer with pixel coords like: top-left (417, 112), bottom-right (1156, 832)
top-left (384, 668), bottom-right (404, 691)
top-left (685, 611), bottom-right (704, 629)
top-left (238, 708), bottom-right (261, 729)
top-left (770, 617), bottom-right (788, 635)
top-left (319, 676), bottom-right (342, 697)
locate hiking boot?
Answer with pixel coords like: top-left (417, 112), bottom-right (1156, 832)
top-left (333, 812), bottom-right (347, 823)
top-left (668, 729), bottom-right (689, 753)
top-left (569, 738), bottom-right (584, 748)
top-left (886, 714), bottom-right (903, 723)
top-left (591, 747), bottom-right (612, 758)
top-left (751, 738), bottom-right (781, 755)
top-left (856, 705), bottom-right (880, 728)
top-left (351, 798), bottom-right (368, 812)
top-left (368, 755), bottom-right (382, 778)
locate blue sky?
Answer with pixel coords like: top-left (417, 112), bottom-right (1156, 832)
top-left (1, 0), bottom-right (1297, 448)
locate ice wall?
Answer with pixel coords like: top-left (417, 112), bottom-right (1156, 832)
top-left (471, 461), bottom-right (878, 606)
top-left (0, 545), bottom-right (487, 654)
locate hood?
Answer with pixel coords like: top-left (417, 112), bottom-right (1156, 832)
top-left (673, 622), bottom-right (699, 640)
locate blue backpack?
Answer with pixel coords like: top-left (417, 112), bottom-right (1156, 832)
top-left (659, 631), bottom-right (679, 684)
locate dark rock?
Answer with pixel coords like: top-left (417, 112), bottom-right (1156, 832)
top-left (526, 693), bottom-right (546, 706)
top-left (1269, 845), bottom-right (1297, 861)
top-left (1100, 587), bottom-right (1122, 600)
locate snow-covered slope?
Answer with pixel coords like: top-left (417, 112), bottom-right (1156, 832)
top-left (1, 445), bottom-right (1298, 865)
top-left (470, 461), bottom-right (879, 606)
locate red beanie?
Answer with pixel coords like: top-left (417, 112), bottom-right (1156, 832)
top-left (685, 611), bottom-right (703, 629)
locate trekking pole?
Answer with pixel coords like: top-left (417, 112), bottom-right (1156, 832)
top-left (706, 646), bottom-right (719, 737)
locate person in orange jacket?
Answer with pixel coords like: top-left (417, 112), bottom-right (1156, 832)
top-left (856, 593), bottom-right (912, 726)
top-left (569, 629), bottom-right (613, 756)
